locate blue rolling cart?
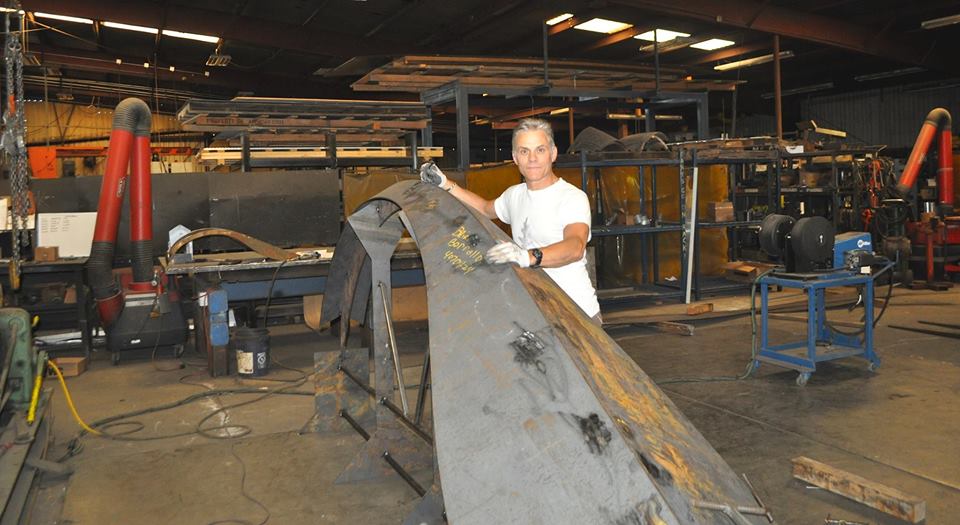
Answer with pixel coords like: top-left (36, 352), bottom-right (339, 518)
top-left (753, 264), bottom-right (891, 386)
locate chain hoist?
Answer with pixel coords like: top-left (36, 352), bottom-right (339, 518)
top-left (2, 10), bottom-right (28, 290)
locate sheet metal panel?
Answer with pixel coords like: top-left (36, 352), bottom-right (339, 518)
top-left (207, 169), bottom-right (340, 251)
top-left (324, 181), bottom-right (768, 524)
top-left (0, 169), bottom-right (341, 258)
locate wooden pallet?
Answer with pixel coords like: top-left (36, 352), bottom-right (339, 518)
top-left (177, 96), bottom-right (431, 133)
top-left (199, 146), bottom-right (443, 165)
top-left (352, 55), bottom-right (741, 93)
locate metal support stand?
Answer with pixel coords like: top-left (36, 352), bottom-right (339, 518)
top-left (335, 208), bottom-right (432, 484)
top-left (754, 265), bottom-right (890, 385)
top-left (454, 85), bottom-right (469, 171)
top-left (684, 154), bottom-right (699, 304)
top-left (379, 281), bottom-right (409, 416)
top-left (240, 133), bottom-right (251, 172)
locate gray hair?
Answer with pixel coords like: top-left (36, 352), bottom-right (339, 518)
top-left (512, 118), bottom-right (555, 151)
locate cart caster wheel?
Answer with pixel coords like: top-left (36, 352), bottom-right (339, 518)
top-left (796, 372), bottom-right (810, 386)
top-left (868, 361), bottom-right (880, 372)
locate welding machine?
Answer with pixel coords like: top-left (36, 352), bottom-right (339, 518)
top-left (758, 215), bottom-right (881, 274)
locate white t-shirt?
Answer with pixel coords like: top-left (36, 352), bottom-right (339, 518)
top-left (494, 178), bottom-right (600, 317)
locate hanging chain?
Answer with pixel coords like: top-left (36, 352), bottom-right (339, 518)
top-left (3, 11), bottom-right (28, 288)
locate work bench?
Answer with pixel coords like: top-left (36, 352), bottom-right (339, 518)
top-left (0, 258), bottom-right (92, 357)
top-left (162, 242), bottom-right (425, 323)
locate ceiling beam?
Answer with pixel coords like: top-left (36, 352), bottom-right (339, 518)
top-left (546, 7), bottom-right (609, 36)
top-left (583, 27), bottom-right (644, 52)
top-left (611, 0), bottom-right (955, 72)
top-left (21, 0), bottom-right (419, 58)
top-left (685, 40), bottom-right (768, 65)
top-left (30, 44), bottom-right (351, 98)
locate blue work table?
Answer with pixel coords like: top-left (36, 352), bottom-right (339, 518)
top-left (754, 266), bottom-right (890, 386)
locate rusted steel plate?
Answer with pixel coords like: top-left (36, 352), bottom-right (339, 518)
top-left (324, 181), bottom-right (768, 524)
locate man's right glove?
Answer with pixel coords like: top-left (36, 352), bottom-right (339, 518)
top-left (485, 241), bottom-right (531, 268)
top-left (419, 161), bottom-right (452, 191)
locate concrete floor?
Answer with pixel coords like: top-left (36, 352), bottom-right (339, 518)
top-left (21, 286), bottom-right (960, 524)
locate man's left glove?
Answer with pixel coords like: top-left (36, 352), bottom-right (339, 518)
top-left (485, 241), bottom-right (530, 268)
top-left (419, 161), bottom-right (452, 191)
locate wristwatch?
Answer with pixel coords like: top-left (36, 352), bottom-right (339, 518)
top-left (530, 248), bottom-right (543, 268)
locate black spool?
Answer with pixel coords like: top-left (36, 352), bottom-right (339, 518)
top-left (758, 214), bottom-right (795, 257)
top-left (231, 327), bottom-right (270, 377)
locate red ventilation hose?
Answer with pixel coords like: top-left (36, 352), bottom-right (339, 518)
top-left (896, 108), bottom-right (953, 213)
top-left (87, 98), bottom-right (153, 326)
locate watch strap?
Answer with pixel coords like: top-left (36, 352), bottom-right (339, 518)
top-left (530, 248), bottom-right (543, 268)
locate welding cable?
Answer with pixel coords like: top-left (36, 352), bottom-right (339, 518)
top-left (56, 380), bottom-right (315, 462)
top-left (656, 268), bottom-right (775, 385)
top-left (48, 361), bottom-right (102, 436)
top-left (261, 259), bottom-right (289, 328)
top-left (825, 263), bottom-right (896, 336)
top-left (205, 443), bottom-right (271, 525)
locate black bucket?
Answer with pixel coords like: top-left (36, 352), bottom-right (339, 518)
top-left (231, 327), bottom-right (270, 377)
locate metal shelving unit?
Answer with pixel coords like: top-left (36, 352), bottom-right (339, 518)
top-left (556, 147), bottom-right (781, 302)
top-left (557, 144), bottom-right (886, 303)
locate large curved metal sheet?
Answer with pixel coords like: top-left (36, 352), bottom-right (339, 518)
top-left (329, 181), bottom-right (766, 524)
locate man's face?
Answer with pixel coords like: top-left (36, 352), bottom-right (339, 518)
top-left (512, 129), bottom-right (558, 183)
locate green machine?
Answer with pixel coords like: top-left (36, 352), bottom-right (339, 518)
top-left (1, 307), bottom-right (60, 525)
top-left (0, 308), bottom-right (36, 410)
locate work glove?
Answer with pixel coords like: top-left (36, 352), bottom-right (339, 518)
top-left (419, 161), bottom-right (451, 190)
top-left (485, 241), bottom-right (531, 268)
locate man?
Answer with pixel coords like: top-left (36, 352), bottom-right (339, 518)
top-left (420, 118), bottom-right (601, 325)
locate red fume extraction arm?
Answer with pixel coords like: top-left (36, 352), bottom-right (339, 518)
top-left (87, 98), bottom-right (155, 326)
top-left (896, 108), bottom-right (954, 215)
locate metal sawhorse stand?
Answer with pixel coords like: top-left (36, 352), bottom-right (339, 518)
top-left (754, 265), bottom-right (890, 385)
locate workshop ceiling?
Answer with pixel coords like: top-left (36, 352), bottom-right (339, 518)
top-left (13, 0), bottom-right (960, 114)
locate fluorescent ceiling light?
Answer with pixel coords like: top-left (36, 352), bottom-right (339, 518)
top-left (34, 12), bottom-right (94, 24)
top-left (760, 82), bottom-right (834, 99)
top-left (546, 13), bottom-right (574, 26)
top-left (549, 107), bottom-right (570, 115)
top-left (574, 18), bottom-right (632, 34)
top-left (854, 67), bottom-right (925, 82)
top-left (634, 29), bottom-right (690, 42)
top-left (162, 29), bottom-right (220, 43)
top-left (690, 38), bottom-right (734, 51)
top-left (103, 21), bottom-right (159, 34)
top-left (714, 51), bottom-right (793, 71)
top-left (921, 13), bottom-right (960, 29)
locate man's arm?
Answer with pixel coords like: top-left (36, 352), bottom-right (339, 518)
top-left (420, 162), bottom-right (498, 219)
top-left (535, 222), bottom-right (589, 268)
top-left (486, 222), bottom-right (588, 268)
top-left (446, 182), bottom-right (498, 220)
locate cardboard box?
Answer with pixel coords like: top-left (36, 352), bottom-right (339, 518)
top-left (34, 246), bottom-right (59, 262)
top-left (53, 356), bottom-right (88, 377)
top-left (706, 202), bottom-right (734, 223)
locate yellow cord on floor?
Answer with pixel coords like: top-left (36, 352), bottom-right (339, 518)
top-left (48, 361), bottom-right (101, 436)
